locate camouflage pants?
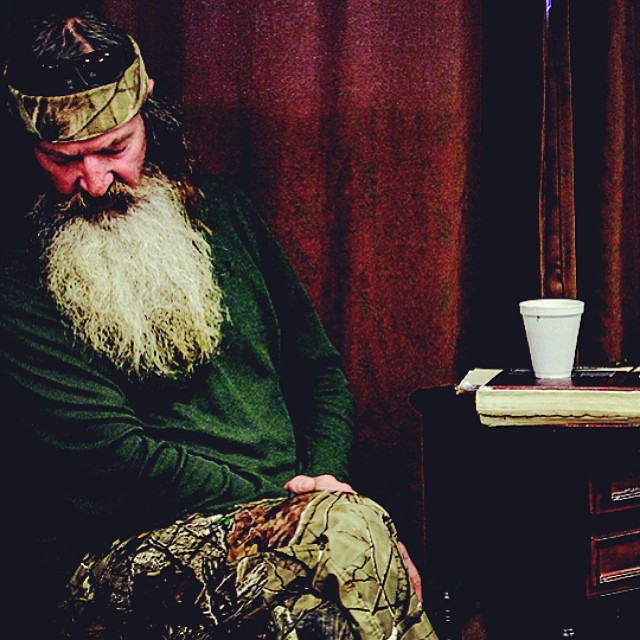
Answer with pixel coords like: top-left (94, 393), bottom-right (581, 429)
top-left (61, 491), bottom-right (437, 640)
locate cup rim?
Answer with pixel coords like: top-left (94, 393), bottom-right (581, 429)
top-left (519, 298), bottom-right (584, 316)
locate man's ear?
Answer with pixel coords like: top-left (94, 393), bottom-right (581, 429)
top-left (147, 78), bottom-right (155, 95)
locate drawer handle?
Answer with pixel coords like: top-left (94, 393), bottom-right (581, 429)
top-left (611, 486), bottom-right (640, 502)
top-left (600, 566), bottom-right (640, 584)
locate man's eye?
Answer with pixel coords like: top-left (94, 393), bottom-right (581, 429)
top-left (53, 155), bottom-right (76, 166)
top-left (101, 147), bottom-right (125, 156)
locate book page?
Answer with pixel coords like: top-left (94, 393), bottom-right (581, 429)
top-left (455, 368), bottom-right (502, 393)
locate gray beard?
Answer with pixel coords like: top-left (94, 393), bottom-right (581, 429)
top-left (36, 171), bottom-right (225, 378)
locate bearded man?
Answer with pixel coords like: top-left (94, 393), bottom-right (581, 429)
top-left (1, 9), bottom-right (437, 640)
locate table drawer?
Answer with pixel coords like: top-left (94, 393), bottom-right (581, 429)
top-left (588, 528), bottom-right (640, 596)
top-left (589, 461), bottom-right (640, 514)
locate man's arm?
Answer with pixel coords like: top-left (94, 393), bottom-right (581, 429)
top-left (202, 180), bottom-right (357, 482)
top-left (0, 271), bottom-right (285, 535)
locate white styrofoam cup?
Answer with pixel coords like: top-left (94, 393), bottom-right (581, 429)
top-left (519, 298), bottom-right (584, 379)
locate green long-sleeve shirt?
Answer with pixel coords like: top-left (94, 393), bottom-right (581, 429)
top-left (1, 178), bottom-right (355, 579)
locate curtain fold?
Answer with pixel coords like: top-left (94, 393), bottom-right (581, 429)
top-left (569, 0), bottom-right (639, 363)
top-left (540, 0), bottom-right (577, 299)
top-left (537, 0), bottom-right (639, 363)
top-left (585, 0), bottom-right (639, 362)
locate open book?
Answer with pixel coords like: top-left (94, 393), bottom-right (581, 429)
top-left (457, 366), bottom-right (640, 427)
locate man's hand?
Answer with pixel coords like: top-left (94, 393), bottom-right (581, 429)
top-left (284, 474), bottom-right (355, 494)
top-left (397, 540), bottom-right (423, 603)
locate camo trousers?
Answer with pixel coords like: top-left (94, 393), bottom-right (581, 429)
top-left (61, 491), bottom-right (438, 640)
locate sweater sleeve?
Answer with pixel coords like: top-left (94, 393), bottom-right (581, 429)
top-left (202, 180), bottom-right (357, 482)
top-left (0, 269), bottom-right (285, 535)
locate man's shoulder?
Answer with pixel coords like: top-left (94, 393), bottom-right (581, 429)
top-left (0, 244), bottom-right (40, 293)
top-left (199, 175), bottom-right (248, 207)
top-left (0, 250), bottom-right (56, 344)
top-left (197, 175), bottom-right (261, 233)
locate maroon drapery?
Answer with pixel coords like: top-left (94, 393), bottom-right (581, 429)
top-left (102, 1), bottom-right (483, 383)
top-left (540, 0), bottom-right (578, 300)
top-left (541, 0), bottom-right (639, 364)
top-left (571, 0), bottom-right (640, 363)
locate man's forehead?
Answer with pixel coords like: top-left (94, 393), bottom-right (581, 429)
top-left (36, 115), bottom-right (143, 155)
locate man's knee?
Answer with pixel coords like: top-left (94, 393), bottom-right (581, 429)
top-left (291, 491), bottom-right (401, 572)
top-left (315, 491), bottom-right (397, 541)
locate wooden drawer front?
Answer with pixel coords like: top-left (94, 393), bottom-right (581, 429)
top-left (588, 529), bottom-right (640, 596)
top-left (590, 464), bottom-right (640, 514)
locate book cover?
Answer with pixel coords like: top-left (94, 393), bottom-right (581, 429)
top-left (469, 366), bottom-right (640, 427)
top-left (486, 366), bottom-right (640, 390)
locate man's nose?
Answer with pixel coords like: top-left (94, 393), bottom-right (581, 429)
top-left (78, 156), bottom-right (114, 197)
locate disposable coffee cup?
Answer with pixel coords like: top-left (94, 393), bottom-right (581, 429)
top-left (519, 298), bottom-right (584, 379)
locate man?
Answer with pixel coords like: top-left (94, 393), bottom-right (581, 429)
top-left (1, 9), bottom-right (437, 640)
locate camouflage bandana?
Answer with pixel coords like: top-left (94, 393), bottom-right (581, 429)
top-left (5, 38), bottom-right (149, 142)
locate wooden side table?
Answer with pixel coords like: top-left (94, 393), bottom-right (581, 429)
top-left (410, 386), bottom-right (640, 640)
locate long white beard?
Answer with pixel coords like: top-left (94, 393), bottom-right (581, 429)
top-left (41, 172), bottom-right (225, 378)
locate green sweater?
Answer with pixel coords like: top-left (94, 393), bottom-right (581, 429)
top-left (1, 178), bottom-right (355, 578)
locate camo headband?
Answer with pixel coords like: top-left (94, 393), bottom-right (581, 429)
top-left (6, 38), bottom-right (149, 143)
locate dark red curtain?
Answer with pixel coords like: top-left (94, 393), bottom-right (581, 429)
top-left (540, 0), bottom-right (640, 365)
top-left (571, 0), bottom-right (640, 364)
